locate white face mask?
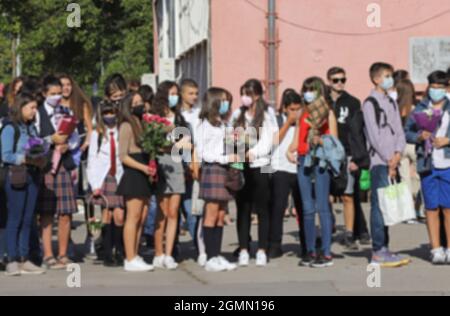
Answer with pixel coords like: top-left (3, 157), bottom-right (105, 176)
top-left (45, 95), bottom-right (62, 107)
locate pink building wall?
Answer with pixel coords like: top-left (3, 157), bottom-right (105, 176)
top-left (211, 0), bottom-right (450, 107)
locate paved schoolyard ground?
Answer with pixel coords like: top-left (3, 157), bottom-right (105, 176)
top-left (0, 203), bottom-right (449, 296)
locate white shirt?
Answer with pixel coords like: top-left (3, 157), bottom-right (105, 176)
top-left (433, 109), bottom-right (450, 169)
top-left (271, 115), bottom-right (297, 174)
top-left (196, 119), bottom-right (229, 165)
top-left (87, 128), bottom-right (124, 190)
top-left (181, 107), bottom-right (201, 139)
top-left (231, 109), bottom-right (277, 168)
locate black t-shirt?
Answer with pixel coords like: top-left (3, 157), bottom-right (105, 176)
top-left (332, 91), bottom-right (361, 155)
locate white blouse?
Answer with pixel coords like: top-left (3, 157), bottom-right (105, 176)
top-left (87, 128), bottom-right (124, 190)
top-left (196, 119), bottom-right (229, 165)
top-left (231, 109), bottom-right (277, 168)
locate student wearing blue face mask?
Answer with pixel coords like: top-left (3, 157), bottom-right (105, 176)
top-left (363, 62), bottom-right (410, 268)
top-left (405, 70), bottom-right (450, 265)
top-left (152, 81), bottom-right (191, 270)
top-left (196, 87), bottom-right (238, 272)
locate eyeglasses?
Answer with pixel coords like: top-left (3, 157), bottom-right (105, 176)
top-left (331, 78), bottom-right (347, 84)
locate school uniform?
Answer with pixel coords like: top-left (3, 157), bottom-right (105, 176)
top-left (87, 129), bottom-right (124, 209)
top-left (157, 116), bottom-right (186, 195)
top-left (232, 109), bottom-right (276, 251)
top-left (117, 122), bottom-right (153, 199)
top-left (270, 114), bottom-right (305, 254)
top-left (35, 103), bottom-right (79, 216)
top-left (196, 119), bottom-right (233, 202)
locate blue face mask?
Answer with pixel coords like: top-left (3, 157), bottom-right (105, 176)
top-left (429, 88), bottom-right (447, 103)
top-left (168, 95), bottom-right (179, 108)
top-left (380, 76), bottom-right (394, 91)
top-left (303, 92), bottom-right (317, 104)
top-left (219, 101), bottom-right (230, 115)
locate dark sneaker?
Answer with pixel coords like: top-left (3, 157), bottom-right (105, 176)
top-left (299, 253), bottom-right (316, 267)
top-left (358, 233), bottom-right (371, 246)
top-left (342, 231), bottom-right (359, 251)
top-left (311, 255), bottom-right (334, 268)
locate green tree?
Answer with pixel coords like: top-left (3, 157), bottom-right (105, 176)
top-left (0, 0), bottom-right (153, 95)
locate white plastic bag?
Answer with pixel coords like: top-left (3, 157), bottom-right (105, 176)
top-left (377, 179), bottom-right (416, 226)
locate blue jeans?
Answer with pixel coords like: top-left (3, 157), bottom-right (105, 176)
top-left (5, 170), bottom-right (40, 261)
top-left (144, 196), bottom-right (158, 236)
top-left (370, 165), bottom-right (390, 252)
top-left (297, 157), bottom-right (333, 257)
top-left (181, 179), bottom-right (198, 239)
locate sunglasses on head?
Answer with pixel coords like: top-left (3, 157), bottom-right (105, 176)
top-left (331, 78), bottom-right (347, 84)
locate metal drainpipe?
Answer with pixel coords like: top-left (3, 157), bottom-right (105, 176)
top-left (267, 0), bottom-right (277, 107)
top-left (168, 0), bottom-right (176, 59)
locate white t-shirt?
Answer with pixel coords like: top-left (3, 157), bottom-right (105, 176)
top-left (433, 109), bottom-right (450, 169)
top-left (271, 115), bottom-right (297, 174)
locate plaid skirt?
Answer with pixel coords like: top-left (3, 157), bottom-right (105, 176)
top-left (38, 166), bottom-right (78, 216)
top-left (199, 164), bottom-right (233, 202)
top-left (91, 175), bottom-right (124, 209)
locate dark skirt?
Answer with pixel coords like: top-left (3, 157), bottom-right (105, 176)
top-left (91, 175), bottom-right (124, 209)
top-left (200, 163), bottom-right (233, 202)
top-left (38, 165), bottom-right (78, 216)
top-left (117, 153), bottom-right (153, 199)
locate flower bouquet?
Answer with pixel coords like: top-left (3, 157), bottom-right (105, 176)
top-left (413, 108), bottom-right (442, 155)
top-left (140, 114), bottom-right (172, 183)
top-left (24, 137), bottom-right (50, 160)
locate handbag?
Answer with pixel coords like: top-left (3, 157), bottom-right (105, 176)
top-left (8, 165), bottom-right (28, 190)
top-left (225, 167), bottom-right (245, 192)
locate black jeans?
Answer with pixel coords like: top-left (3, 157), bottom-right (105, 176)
top-left (236, 166), bottom-right (271, 251)
top-left (270, 171), bottom-right (306, 253)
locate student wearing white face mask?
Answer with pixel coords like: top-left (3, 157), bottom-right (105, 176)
top-left (35, 75), bottom-right (79, 271)
top-left (233, 79), bottom-right (276, 268)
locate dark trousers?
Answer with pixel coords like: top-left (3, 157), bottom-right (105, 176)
top-left (236, 166), bottom-right (271, 251)
top-left (353, 171), bottom-right (370, 239)
top-left (270, 171), bottom-right (306, 254)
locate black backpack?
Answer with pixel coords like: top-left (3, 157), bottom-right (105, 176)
top-left (363, 96), bottom-right (396, 158)
top-left (0, 121), bottom-right (21, 189)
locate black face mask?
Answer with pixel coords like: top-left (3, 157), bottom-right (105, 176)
top-left (132, 105), bottom-right (145, 119)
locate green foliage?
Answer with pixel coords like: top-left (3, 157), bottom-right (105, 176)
top-left (0, 0), bottom-right (153, 94)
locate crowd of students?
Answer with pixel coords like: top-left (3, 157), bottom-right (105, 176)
top-left (0, 62), bottom-right (449, 276)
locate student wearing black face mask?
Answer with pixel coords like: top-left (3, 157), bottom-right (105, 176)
top-left (117, 92), bottom-right (155, 272)
top-left (87, 100), bottom-right (125, 267)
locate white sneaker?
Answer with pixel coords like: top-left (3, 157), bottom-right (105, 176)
top-left (205, 257), bottom-right (226, 272)
top-left (197, 253), bottom-right (207, 267)
top-left (124, 257), bottom-right (154, 272)
top-left (153, 255), bottom-right (165, 269)
top-left (431, 248), bottom-right (446, 265)
top-left (136, 256), bottom-right (154, 271)
top-left (238, 250), bottom-right (250, 267)
top-left (164, 256), bottom-right (178, 270)
top-left (256, 250), bottom-right (268, 267)
top-left (218, 256), bottom-right (237, 271)
top-left (445, 249), bottom-right (450, 264)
